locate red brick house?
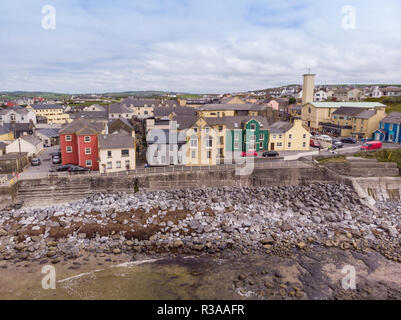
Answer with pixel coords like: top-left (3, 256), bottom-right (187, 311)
top-left (59, 119), bottom-right (105, 170)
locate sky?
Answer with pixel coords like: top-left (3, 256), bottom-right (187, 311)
top-left (0, 0), bottom-right (401, 93)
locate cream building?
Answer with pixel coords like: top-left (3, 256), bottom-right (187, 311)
top-left (26, 104), bottom-right (71, 124)
top-left (268, 119), bottom-right (310, 151)
top-left (300, 74), bottom-right (386, 130)
top-left (98, 131), bottom-right (136, 173)
top-left (186, 117), bottom-right (219, 166)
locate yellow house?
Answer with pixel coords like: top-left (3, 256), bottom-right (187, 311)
top-left (321, 106), bottom-right (386, 139)
top-left (27, 104), bottom-right (71, 124)
top-left (268, 120), bottom-right (310, 151)
top-left (0, 130), bottom-right (13, 141)
top-left (186, 117), bottom-right (219, 166)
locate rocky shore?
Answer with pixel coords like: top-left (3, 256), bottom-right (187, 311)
top-left (0, 183), bottom-right (400, 263)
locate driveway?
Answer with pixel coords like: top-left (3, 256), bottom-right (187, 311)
top-left (19, 145), bottom-right (60, 178)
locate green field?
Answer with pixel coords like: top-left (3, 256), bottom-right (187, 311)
top-left (365, 96), bottom-right (401, 114)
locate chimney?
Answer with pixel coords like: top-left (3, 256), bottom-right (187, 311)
top-left (302, 73), bottom-right (315, 105)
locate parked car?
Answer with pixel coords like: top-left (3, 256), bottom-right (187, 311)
top-left (341, 137), bottom-right (357, 144)
top-left (318, 135), bottom-right (332, 142)
top-left (31, 158), bottom-right (41, 166)
top-left (52, 155), bottom-right (61, 164)
top-left (51, 151), bottom-right (61, 158)
top-left (332, 140), bottom-right (343, 148)
top-left (263, 151), bottom-right (279, 157)
top-left (57, 164), bottom-right (75, 172)
top-left (241, 151), bottom-right (258, 157)
top-left (361, 141), bottom-right (382, 151)
top-left (310, 139), bottom-right (321, 148)
top-left (67, 165), bottom-right (91, 173)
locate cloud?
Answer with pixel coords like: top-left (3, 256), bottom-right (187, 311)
top-left (0, 0), bottom-right (400, 93)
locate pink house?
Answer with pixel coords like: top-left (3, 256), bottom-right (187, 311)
top-left (267, 99), bottom-right (279, 111)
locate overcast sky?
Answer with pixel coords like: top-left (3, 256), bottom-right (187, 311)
top-left (0, 0), bottom-right (400, 93)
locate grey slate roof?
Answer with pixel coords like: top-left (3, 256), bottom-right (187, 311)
top-left (332, 107), bottom-right (376, 119)
top-left (70, 111), bottom-right (108, 120)
top-left (146, 129), bottom-right (187, 144)
top-left (197, 104), bottom-right (267, 112)
top-left (109, 103), bottom-right (134, 114)
top-left (59, 118), bottom-right (104, 135)
top-left (0, 107), bottom-right (29, 115)
top-left (121, 98), bottom-right (160, 107)
top-left (381, 112), bottom-right (401, 124)
top-left (203, 116), bottom-right (270, 130)
top-left (269, 121), bottom-right (293, 133)
top-left (153, 106), bottom-right (196, 118)
top-left (21, 135), bottom-right (42, 146)
top-left (36, 128), bottom-right (59, 138)
top-left (30, 104), bottom-right (64, 110)
top-left (98, 132), bottom-right (135, 149)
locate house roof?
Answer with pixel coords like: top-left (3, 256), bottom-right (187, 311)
top-left (108, 118), bottom-right (134, 129)
top-left (70, 111), bottom-right (108, 120)
top-left (59, 118), bottom-right (104, 135)
top-left (308, 102), bottom-right (386, 108)
top-left (121, 98), bottom-right (161, 107)
top-left (203, 116), bottom-right (270, 130)
top-left (98, 132), bottom-right (135, 149)
top-left (109, 103), bottom-right (134, 114)
top-left (36, 128), bottom-right (59, 138)
top-left (269, 121), bottom-right (293, 133)
top-left (332, 107), bottom-right (376, 119)
top-left (21, 135), bottom-right (42, 146)
top-left (153, 106), bottom-right (196, 118)
top-left (30, 104), bottom-right (64, 110)
top-left (381, 112), bottom-right (401, 124)
top-left (146, 129), bottom-right (187, 144)
top-left (197, 104), bottom-right (267, 112)
top-left (0, 107), bottom-right (30, 115)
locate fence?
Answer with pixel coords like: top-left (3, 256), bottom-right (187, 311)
top-left (17, 160), bottom-right (314, 181)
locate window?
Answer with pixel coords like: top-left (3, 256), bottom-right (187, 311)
top-left (84, 136), bottom-right (91, 142)
top-left (10, 114), bottom-right (16, 121)
top-left (191, 150), bottom-right (196, 159)
top-left (250, 124), bottom-right (256, 130)
top-left (107, 162), bottom-right (112, 169)
top-left (66, 146), bottom-right (72, 153)
top-left (259, 134), bottom-right (264, 140)
top-left (219, 136), bottom-right (224, 144)
top-left (206, 136), bottom-right (213, 148)
top-left (273, 135), bottom-right (277, 139)
top-left (190, 135), bottom-right (198, 148)
top-left (303, 134), bottom-right (306, 139)
top-left (234, 133), bottom-right (239, 141)
top-left (303, 142), bottom-right (306, 147)
top-left (288, 142), bottom-right (291, 148)
top-left (207, 150), bottom-right (212, 159)
top-left (86, 160), bottom-right (92, 167)
top-left (85, 148), bottom-right (91, 155)
top-left (218, 126), bottom-right (223, 132)
top-left (193, 127), bottom-right (198, 133)
top-left (107, 150), bottom-right (112, 158)
top-left (205, 126), bottom-right (210, 133)
top-left (289, 134), bottom-right (292, 139)
top-left (125, 160), bottom-right (130, 168)
top-left (259, 142), bottom-right (263, 148)
top-left (390, 124), bottom-right (393, 131)
top-left (65, 135), bottom-right (72, 142)
top-left (277, 142), bottom-right (283, 147)
top-left (121, 149), bottom-right (129, 157)
top-left (116, 161), bottom-right (121, 168)
top-left (234, 142), bottom-right (239, 149)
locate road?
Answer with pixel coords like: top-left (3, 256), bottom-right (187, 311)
top-left (19, 145), bottom-right (60, 179)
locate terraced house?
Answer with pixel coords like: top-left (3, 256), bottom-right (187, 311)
top-left (320, 106), bottom-right (386, 139)
top-left (268, 119), bottom-right (310, 151)
top-left (26, 104), bottom-right (71, 124)
top-left (373, 112), bottom-right (401, 142)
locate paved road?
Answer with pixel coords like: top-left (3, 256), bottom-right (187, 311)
top-left (19, 146), bottom-right (60, 179)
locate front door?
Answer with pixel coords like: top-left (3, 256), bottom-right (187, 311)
top-left (375, 133), bottom-right (381, 141)
top-left (270, 143), bottom-right (275, 150)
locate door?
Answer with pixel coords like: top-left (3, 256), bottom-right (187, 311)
top-left (270, 143), bottom-right (275, 150)
top-left (375, 133), bottom-right (381, 141)
top-left (307, 121), bottom-right (311, 127)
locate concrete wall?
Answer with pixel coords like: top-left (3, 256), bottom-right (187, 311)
top-left (16, 165), bottom-right (345, 206)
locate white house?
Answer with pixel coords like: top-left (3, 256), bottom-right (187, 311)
top-left (6, 135), bottom-right (43, 157)
top-left (108, 103), bottom-right (135, 120)
top-left (314, 90), bottom-right (328, 101)
top-left (0, 108), bottom-right (37, 125)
